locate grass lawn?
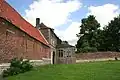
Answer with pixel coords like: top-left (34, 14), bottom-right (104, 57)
top-left (7, 61), bottom-right (120, 80)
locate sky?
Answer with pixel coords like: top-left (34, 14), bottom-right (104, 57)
top-left (6, 0), bottom-right (120, 46)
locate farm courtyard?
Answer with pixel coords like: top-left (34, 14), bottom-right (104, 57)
top-left (7, 61), bottom-right (120, 80)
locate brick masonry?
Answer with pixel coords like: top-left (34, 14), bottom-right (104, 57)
top-left (0, 18), bottom-right (50, 63)
top-left (76, 52), bottom-right (120, 60)
top-left (40, 23), bottom-right (61, 64)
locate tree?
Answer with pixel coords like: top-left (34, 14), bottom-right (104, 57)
top-left (96, 29), bottom-right (106, 51)
top-left (76, 15), bottom-right (101, 53)
top-left (103, 15), bottom-right (120, 51)
top-left (76, 14), bottom-right (120, 53)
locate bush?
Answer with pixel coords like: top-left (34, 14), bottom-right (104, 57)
top-left (20, 60), bottom-right (33, 72)
top-left (77, 47), bottom-right (98, 53)
top-left (90, 47), bottom-right (98, 52)
top-left (2, 58), bottom-right (33, 77)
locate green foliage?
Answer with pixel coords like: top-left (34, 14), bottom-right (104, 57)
top-left (76, 14), bottom-right (120, 53)
top-left (78, 47), bottom-right (97, 53)
top-left (90, 47), bottom-right (98, 52)
top-left (76, 15), bottom-right (100, 53)
top-left (2, 58), bottom-right (33, 77)
top-left (103, 15), bottom-right (120, 51)
top-left (81, 47), bottom-right (91, 53)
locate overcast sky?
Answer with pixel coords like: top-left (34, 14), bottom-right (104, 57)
top-left (6, 0), bottom-right (120, 46)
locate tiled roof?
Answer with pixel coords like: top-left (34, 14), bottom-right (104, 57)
top-left (40, 23), bottom-right (61, 40)
top-left (56, 43), bottom-right (74, 48)
top-left (0, 0), bottom-right (49, 46)
top-left (40, 23), bottom-right (54, 30)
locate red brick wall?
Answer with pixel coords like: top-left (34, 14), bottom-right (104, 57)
top-left (0, 18), bottom-right (50, 63)
top-left (76, 52), bottom-right (120, 60)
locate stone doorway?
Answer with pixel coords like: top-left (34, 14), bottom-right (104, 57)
top-left (52, 51), bottom-right (55, 64)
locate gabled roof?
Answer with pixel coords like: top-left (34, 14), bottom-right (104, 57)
top-left (56, 41), bottom-right (74, 48)
top-left (0, 0), bottom-right (49, 47)
top-left (40, 23), bottom-right (62, 42)
top-left (40, 23), bottom-right (54, 30)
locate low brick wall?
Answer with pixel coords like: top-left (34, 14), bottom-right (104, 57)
top-left (76, 52), bottom-right (120, 60)
top-left (57, 57), bottom-right (76, 64)
top-left (76, 58), bottom-right (120, 63)
top-left (30, 58), bottom-right (51, 67)
top-left (0, 58), bottom-right (51, 75)
top-left (0, 63), bottom-right (10, 75)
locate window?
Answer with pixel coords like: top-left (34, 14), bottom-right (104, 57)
top-left (58, 50), bottom-right (63, 57)
top-left (67, 50), bottom-right (71, 57)
top-left (61, 50), bottom-right (63, 57)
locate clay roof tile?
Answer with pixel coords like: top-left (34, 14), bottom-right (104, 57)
top-left (0, 0), bottom-right (49, 47)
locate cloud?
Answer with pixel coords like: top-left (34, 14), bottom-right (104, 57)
top-left (55, 22), bottom-right (81, 45)
top-left (24, 0), bottom-right (82, 46)
top-left (87, 4), bottom-right (120, 27)
top-left (24, 0), bottom-right (82, 28)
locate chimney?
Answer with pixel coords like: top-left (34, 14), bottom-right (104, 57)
top-left (36, 18), bottom-right (40, 29)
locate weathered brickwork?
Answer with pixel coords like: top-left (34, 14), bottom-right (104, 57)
top-left (40, 29), bottom-right (50, 43)
top-left (76, 52), bottom-right (120, 60)
top-left (0, 18), bottom-right (50, 63)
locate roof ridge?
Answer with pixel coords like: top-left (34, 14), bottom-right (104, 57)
top-left (38, 30), bottom-right (49, 45)
top-left (0, 0), bottom-right (49, 46)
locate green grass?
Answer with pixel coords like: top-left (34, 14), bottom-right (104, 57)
top-left (7, 61), bottom-right (120, 80)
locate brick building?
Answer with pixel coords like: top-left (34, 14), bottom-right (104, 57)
top-left (0, 0), bottom-right (50, 63)
top-left (39, 22), bottom-right (62, 64)
top-left (0, 0), bottom-right (75, 64)
top-left (38, 22), bottom-right (75, 64)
